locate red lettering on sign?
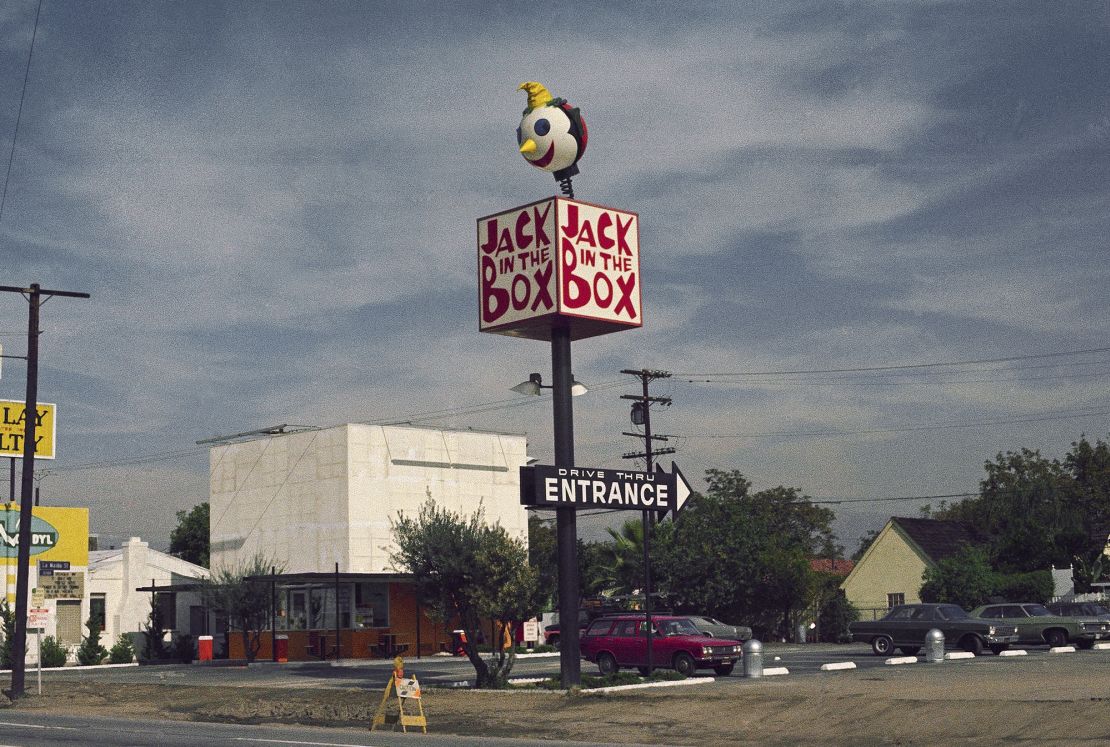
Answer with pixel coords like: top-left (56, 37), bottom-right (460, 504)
top-left (597, 212), bottom-right (614, 250)
top-left (481, 255), bottom-right (509, 323)
top-left (531, 264), bottom-right (553, 312)
top-left (561, 238), bottom-right (591, 309)
top-left (515, 210), bottom-right (532, 250)
top-left (615, 274), bottom-right (637, 319)
top-left (616, 215), bottom-right (634, 255)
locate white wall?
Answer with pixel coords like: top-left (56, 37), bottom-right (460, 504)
top-left (210, 424), bottom-right (529, 575)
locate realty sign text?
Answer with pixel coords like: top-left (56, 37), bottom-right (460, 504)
top-left (478, 197), bottom-right (641, 341)
top-left (0, 400), bottom-right (56, 459)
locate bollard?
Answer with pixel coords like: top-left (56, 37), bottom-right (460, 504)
top-left (743, 639), bottom-right (763, 678)
top-left (796, 624), bottom-right (807, 644)
top-left (925, 628), bottom-right (945, 663)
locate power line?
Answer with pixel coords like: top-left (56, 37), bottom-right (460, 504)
top-left (0, 0), bottom-right (43, 225)
top-left (674, 345), bottom-right (1110, 378)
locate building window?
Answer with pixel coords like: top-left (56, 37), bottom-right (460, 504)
top-left (90, 593), bottom-right (106, 632)
top-left (887, 593), bottom-right (905, 608)
top-left (156, 592), bottom-right (177, 631)
top-left (355, 582), bottom-right (389, 628)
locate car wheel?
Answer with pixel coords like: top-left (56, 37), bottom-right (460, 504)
top-left (960, 635), bottom-right (983, 655)
top-left (1045, 629), bottom-right (1068, 648)
top-left (989, 644), bottom-right (1009, 655)
top-left (673, 652), bottom-right (697, 677)
top-left (899, 646), bottom-right (920, 656)
top-left (597, 652), bottom-right (618, 676)
top-left (713, 662), bottom-right (735, 676)
top-left (871, 635), bottom-right (894, 656)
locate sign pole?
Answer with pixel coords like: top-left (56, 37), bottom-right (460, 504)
top-left (35, 628), bottom-right (40, 695)
top-left (0, 284), bottom-right (89, 699)
top-left (551, 326), bottom-right (581, 687)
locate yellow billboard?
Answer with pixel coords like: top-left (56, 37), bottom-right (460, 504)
top-left (0, 400), bottom-right (56, 459)
top-left (0, 506), bottom-right (88, 567)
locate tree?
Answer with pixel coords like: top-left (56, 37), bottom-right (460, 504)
top-left (595, 519), bottom-right (646, 596)
top-left (0, 599), bottom-right (15, 667)
top-left (391, 499), bottom-right (543, 688)
top-left (658, 469), bottom-right (840, 639)
top-left (76, 616), bottom-right (108, 665)
top-left (919, 545), bottom-right (995, 609)
top-left (203, 553), bottom-right (279, 663)
top-left (170, 502), bottom-right (210, 568)
top-left (141, 595), bottom-right (168, 662)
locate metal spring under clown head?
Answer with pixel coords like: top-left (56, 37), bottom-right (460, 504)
top-left (558, 175), bottom-right (575, 199)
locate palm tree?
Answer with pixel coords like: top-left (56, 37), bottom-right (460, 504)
top-left (595, 519), bottom-right (645, 596)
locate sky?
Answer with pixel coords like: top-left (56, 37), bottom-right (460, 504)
top-left (1, 1), bottom-right (1108, 556)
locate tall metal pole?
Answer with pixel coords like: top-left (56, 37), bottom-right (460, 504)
top-left (551, 326), bottom-right (580, 687)
top-left (640, 375), bottom-right (655, 674)
top-left (11, 284), bottom-right (40, 699)
top-left (0, 283), bottom-right (89, 699)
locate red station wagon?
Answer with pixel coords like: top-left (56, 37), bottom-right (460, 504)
top-left (580, 614), bottom-right (743, 676)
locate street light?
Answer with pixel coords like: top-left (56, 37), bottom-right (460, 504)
top-left (511, 372), bottom-right (588, 397)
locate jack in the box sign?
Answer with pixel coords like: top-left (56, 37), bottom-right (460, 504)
top-left (477, 197), bottom-right (640, 342)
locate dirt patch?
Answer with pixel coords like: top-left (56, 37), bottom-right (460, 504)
top-left (6, 657), bottom-right (1110, 745)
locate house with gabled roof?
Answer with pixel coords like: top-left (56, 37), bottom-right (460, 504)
top-left (840, 517), bottom-right (980, 619)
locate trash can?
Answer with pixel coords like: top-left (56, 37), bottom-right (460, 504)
top-left (198, 635), bottom-right (213, 662)
top-left (742, 639), bottom-right (763, 678)
top-left (274, 635), bottom-right (289, 663)
top-left (451, 630), bottom-right (467, 656)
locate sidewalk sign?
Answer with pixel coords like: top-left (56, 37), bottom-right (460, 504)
top-left (370, 656), bottom-right (427, 733)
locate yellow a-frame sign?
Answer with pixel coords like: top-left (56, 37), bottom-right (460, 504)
top-left (371, 656), bottom-right (427, 733)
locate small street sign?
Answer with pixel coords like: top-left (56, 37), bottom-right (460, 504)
top-left (521, 462), bottom-right (691, 517)
top-left (27, 608), bottom-right (50, 629)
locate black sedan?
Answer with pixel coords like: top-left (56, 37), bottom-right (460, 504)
top-left (849, 603), bottom-right (1019, 656)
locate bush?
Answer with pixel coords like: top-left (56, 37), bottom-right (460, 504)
top-left (39, 636), bottom-right (68, 667)
top-left (172, 634), bottom-right (194, 663)
top-left (818, 593), bottom-right (859, 643)
top-left (991, 570), bottom-right (1054, 603)
top-left (107, 634), bottom-right (135, 664)
top-left (0, 600), bottom-right (14, 668)
top-left (76, 617), bottom-right (108, 665)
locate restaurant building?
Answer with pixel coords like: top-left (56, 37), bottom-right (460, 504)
top-left (208, 423), bottom-right (529, 660)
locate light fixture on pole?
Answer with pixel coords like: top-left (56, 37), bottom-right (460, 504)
top-left (511, 372), bottom-right (588, 397)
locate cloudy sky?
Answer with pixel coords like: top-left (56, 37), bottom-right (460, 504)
top-left (2, 1), bottom-right (1107, 554)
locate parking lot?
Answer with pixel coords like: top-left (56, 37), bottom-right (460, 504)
top-left (12, 641), bottom-right (1110, 745)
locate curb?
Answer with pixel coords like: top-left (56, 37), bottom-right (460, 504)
top-left (1092, 643), bottom-right (1110, 651)
top-left (998, 649), bottom-right (1027, 657)
top-left (944, 652), bottom-right (975, 660)
top-left (761, 666), bottom-right (790, 676)
top-left (584, 677), bottom-right (715, 694)
top-left (820, 662), bottom-right (856, 672)
top-left (1048, 646), bottom-right (1076, 654)
top-left (884, 656), bottom-right (917, 665)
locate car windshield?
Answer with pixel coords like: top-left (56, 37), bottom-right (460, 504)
top-left (1023, 604), bottom-right (1052, 617)
top-left (657, 619), bottom-right (700, 636)
top-left (937, 605), bottom-right (970, 620)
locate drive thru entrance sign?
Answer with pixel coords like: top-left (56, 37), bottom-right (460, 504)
top-left (520, 462), bottom-right (691, 518)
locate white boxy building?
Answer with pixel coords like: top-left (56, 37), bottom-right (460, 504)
top-left (207, 423), bottom-right (530, 660)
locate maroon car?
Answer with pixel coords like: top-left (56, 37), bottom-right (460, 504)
top-left (580, 614), bottom-right (743, 676)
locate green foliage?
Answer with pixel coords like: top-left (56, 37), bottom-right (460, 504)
top-left (391, 499), bottom-right (543, 688)
top-left (991, 570), bottom-right (1054, 603)
top-left (39, 636), bottom-right (68, 667)
top-left (141, 595), bottom-right (168, 662)
top-left (76, 616), bottom-right (108, 665)
top-left (920, 545), bottom-right (996, 609)
top-left (172, 633), bottom-right (195, 663)
top-left (936, 437), bottom-right (1110, 573)
top-left (107, 634), bottom-right (135, 664)
top-left (203, 553), bottom-right (280, 663)
top-left (0, 599), bottom-right (15, 668)
top-left (170, 502), bottom-right (210, 568)
top-left (657, 470), bottom-right (840, 639)
top-left (596, 519), bottom-right (646, 596)
top-left (816, 591), bottom-right (859, 644)
top-left (531, 669), bottom-right (685, 690)
top-left (1072, 551), bottom-right (1106, 594)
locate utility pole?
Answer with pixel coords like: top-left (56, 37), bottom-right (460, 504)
top-left (0, 284), bottom-right (89, 699)
top-left (620, 368), bottom-right (674, 675)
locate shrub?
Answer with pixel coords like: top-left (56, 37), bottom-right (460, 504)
top-left (172, 634), bottom-right (194, 663)
top-left (107, 634), bottom-right (135, 664)
top-left (0, 599), bottom-right (14, 667)
top-left (76, 617), bottom-right (109, 665)
top-left (992, 570), bottom-right (1054, 603)
top-left (39, 636), bottom-right (68, 667)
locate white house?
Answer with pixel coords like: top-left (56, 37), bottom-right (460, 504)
top-left (88, 537), bottom-right (209, 649)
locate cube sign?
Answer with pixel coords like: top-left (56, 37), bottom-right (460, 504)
top-left (478, 197), bottom-right (641, 341)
